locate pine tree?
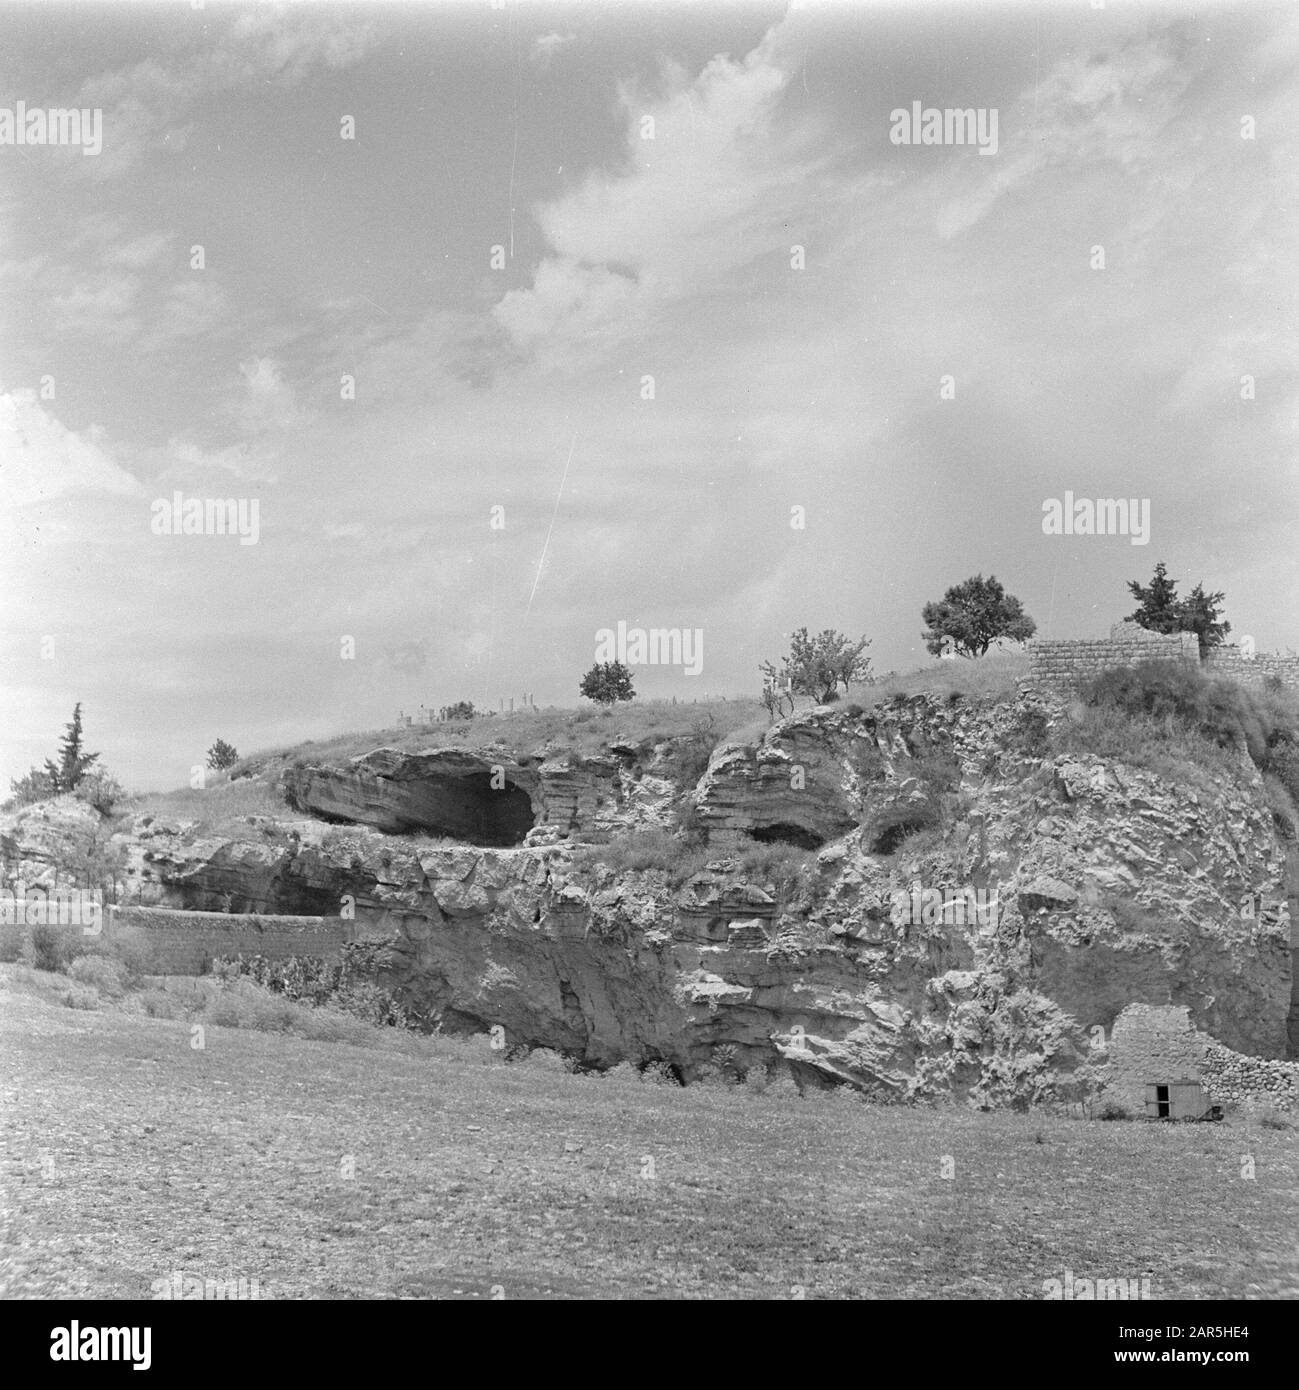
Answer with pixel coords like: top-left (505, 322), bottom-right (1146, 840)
top-left (43, 703), bottom-right (99, 794)
top-left (1126, 561), bottom-right (1183, 634)
top-left (1178, 581), bottom-right (1231, 656)
top-left (1127, 562), bottom-right (1230, 654)
top-left (206, 739), bottom-right (240, 771)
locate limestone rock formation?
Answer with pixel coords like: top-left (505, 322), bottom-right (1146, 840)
top-left (282, 746), bottom-right (676, 845)
top-left (3, 688), bottom-right (1294, 1108)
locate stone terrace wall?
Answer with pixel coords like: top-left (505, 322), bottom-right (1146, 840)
top-left (1203, 645), bottom-right (1299, 693)
top-left (1028, 621), bottom-right (1299, 695)
top-left (1027, 622), bottom-right (1199, 692)
top-left (110, 906), bottom-right (351, 973)
top-left (0, 904), bottom-right (350, 974)
top-left (1106, 1003), bottom-right (1298, 1113)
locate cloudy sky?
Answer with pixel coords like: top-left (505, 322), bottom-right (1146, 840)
top-left (1, 0), bottom-right (1296, 791)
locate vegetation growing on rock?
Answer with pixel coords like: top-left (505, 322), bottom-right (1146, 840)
top-left (3, 653), bottom-right (1296, 1111)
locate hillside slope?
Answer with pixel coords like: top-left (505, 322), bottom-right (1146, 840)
top-left (4, 683), bottom-right (1294, 1108)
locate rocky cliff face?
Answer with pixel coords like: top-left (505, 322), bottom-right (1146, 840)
top-left (3, 690), bottom-right (1293, 1106)
top-left (282, 746), bottom-right (676, 846)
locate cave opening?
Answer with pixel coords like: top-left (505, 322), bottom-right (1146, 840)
top-left (749, 823), bottom-right (824, 851)
top-left (869, 820), bottom-right (927, 856)
top-left (420, 770), bottom-right (534, 846)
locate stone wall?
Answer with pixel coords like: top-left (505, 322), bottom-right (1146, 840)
top-left (1027, 622), bottom-right (1199, 691)
top-left (1106, 1003), bottom-right (1297, 1113)
top-left (1202, 645), bottom-right (1299, 693)
top-left (1200, 1039), bottom-right (1299, 1111)
top-left (1028, 621), bottom-right (1299, 695)
top-left (0, 904), bottom-right (350, 974)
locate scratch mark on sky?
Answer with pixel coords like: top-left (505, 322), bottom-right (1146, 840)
top-left (526, 432), bottom-right (578, 618)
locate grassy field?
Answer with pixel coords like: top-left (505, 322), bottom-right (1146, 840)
top-left (846, 647), bottom-right (1031, 706)
top-left (2, 964), bottom-right (1295, 1301)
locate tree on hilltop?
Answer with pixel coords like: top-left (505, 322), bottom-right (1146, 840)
top-left (1179, 583), bottom-right (1231, 655)
top-left (5, 704), bottom-right (103, 810)
top-left (5, 768), bottom-right (56, 809)
top-left (1127, 561), bottom-right (1230, 657)
top-left (1126, 560), bottom-right (1181, 634)
top-left (922, 576), bottom-right (1036, 658)
top-left (44, 703), bottom-right (100, 793)
top-left (206, 739), bottom-right (239, 771)
top-left (761, 628), bottom-right (872, 705)
top-left (580, 661), bottom-right (635, 705)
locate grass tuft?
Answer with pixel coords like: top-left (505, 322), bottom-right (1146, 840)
top-left (126, 777), bottom-right (287, 834)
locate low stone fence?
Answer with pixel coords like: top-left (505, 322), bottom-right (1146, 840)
top-left (1200, 1039), bottom-right (1299, 1111)
top-left (0, 903), bottom-right (350, 975)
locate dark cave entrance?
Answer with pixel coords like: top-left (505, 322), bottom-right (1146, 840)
top-left (870, 822), bottom-right (919, 856)
top-left (749, 823), bottom-right (824, 851)
top-left (422, 770), bottom-right (534, 846)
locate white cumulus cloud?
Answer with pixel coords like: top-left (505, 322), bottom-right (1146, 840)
top-left (0, 390), bottom-right (143, 510)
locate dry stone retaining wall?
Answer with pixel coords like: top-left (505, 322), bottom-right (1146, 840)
top-left (1203, 645), bottom-right (1299, 693)
top-left (1200, 1039), bottom-right (1299, 1111)
top-left (0, 904), bottom-right (349, 974)
top-left (1027, 624), bottom-right (1198, 692)
top-left (1028, 621), bottom-right (1299, 695)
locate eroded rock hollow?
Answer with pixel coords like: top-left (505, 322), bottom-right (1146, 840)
top-left (284, 750), bottom-right (538, 845)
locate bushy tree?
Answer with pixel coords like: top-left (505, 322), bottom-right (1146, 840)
top-left (580, 661), bottom-right (635, 705)
top-left (5, 767), bottom-right (56, 809)
top-left (922, 575), bottom-right (1036, 658)
top-left (74, 769), bottom-right (127, 816)
top-left (43, 703), bottom-right (99, 793)
top-left (5, 706), bottom-right (118, 813)
top-left (206, 738), bottom-right (239, 771)
top-left (439, 701), bottom-right (476, 721)
top-left (1127, 561), bottom-right (1230, 656)
top-left (761, 627), bottom-right (872, 705)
